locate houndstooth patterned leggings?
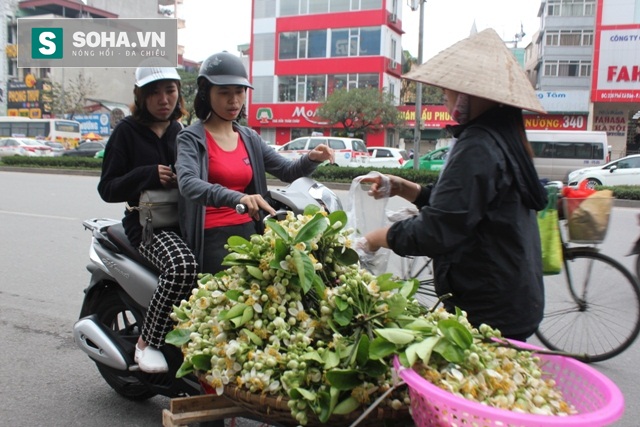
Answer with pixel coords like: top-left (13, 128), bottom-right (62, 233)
top-left (138, 230), bottom-right (198, 348)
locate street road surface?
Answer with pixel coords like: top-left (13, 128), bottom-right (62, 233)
top-left (0, 171), bottom-right (638, 426)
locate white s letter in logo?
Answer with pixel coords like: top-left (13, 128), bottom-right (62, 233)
top-left (39, 31), bottom-right (57, 55)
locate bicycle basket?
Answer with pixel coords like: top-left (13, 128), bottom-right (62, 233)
top-left (562, 191), bottom-right (614, 244)
top-left (395, 341), bottom-right (624, 427)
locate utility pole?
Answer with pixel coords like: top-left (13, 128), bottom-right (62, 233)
top-left (409, 0), bottom-right (425, 170)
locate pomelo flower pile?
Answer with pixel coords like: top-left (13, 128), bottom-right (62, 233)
top-left (167, 206), bottom-right (575, 425)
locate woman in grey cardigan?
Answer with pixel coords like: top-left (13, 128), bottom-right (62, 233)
top-left (176, 52), bottom-right (334, 274)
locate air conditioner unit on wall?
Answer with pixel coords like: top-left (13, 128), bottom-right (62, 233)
top-left (390, 13), bottom-right (397, 23)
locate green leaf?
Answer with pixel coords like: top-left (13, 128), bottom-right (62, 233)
top-left (302, 351), bottom-right (324, 364)
top-left (361, 359), bottom-right (387, 377)
top-left (334, 247), bottom-right (359, 265)
top-left (218, 303), bottom-right (247, 321)
top-left (438, 318), bottom-right (473, 350)
top-left (225, 290), bottom-right (242, 301)
top-left (295, 387), bottom-right (317, 401)
top-left (328, 210), bottom-right (347, 229)
top-left (172, 307), bottom-right (189, 321)
top-left (369, 337), bottom-right (397, 360)
top-left (242, 328), bottom-right (263, 346)
top-left (356, 334), bottom-right (370, 366)
top-left (323, 350), bottom-right (340, 369)
top-left (414, 336), bottom-right (440, 363)
top-left (434, 339), bottom-right (465, 363)
top-left (312, 274), bottom-right (326, 299)
top-left (293, 213), bottom-right (328, 244)
top-left (240, 306), bottom-right (255, 326)
top-left (374, 328), bottom-right (416, 345)
top-left (165, 328), bottom-right (191, 346)
top-left (334, 296), bottom-right (348, 311)
top-left (191, 353), bottom-right (212, 371)
top-left (303, 204), bottom-right (322, 216)
top-left (292, 249), bottom-right (316, 294)
top-left (175, 359), bottom-right (194, 378)
top-left (332, 396), bottom-right (360, 415)
top-left (377, 273), bottom-right (402, 291)
top-left (400, 278), bottom-right (420, 299)
top-left (226, 235), bottom-right (251, 253)
top-left (317, 391), bottom-right (332, 423)
top-left (272, 238), bottom-right (287, 266)
top-left (265, 219), bottom-right (290, 242)
top-left (246, 265), bottom-right (264, 281)
top-left (221, 252), bottom-right (255, 266)
top-left (386, 293), bottom-right (407, 318)
top-left (333, 306), bottom-right (353, 327)
top-left (326, 369), bottom-right (362, 390)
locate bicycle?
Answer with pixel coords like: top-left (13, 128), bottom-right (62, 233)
top-left (534, 195), bottom-right (640, 363)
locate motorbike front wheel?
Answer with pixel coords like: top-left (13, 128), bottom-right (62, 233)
top-left (94, 286), bottom-right (157, 401)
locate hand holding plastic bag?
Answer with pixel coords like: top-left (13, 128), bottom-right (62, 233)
top-left (346, 171), bottom-right (392, 275)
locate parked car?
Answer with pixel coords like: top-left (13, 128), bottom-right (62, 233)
top-left (402, 146), bottom-right (450, 171)
top-left (43, 141), bottom-right (66, 156)
top-left (62, 141), bottom-right (106, 157)
top-left (277, 136), bottom-right (369, 167)
top-left (366, 147), bottom-right (410, 168)
top-left (567, 154), bottom-right (640, 189)
top-left (0, 137), bottom-right (53, 157)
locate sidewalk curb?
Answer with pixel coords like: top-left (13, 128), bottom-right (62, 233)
top-left (2, 166), bottom-right (639, 208)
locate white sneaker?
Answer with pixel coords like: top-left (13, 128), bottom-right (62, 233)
top-left (135, 344), bottom-right (169, 373)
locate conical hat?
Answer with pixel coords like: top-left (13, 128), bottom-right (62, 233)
top-left (403, 28), bottom-right (545, 114)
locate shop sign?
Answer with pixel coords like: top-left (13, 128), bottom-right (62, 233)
top-left (524, 114), bottom-right (588, 131)
top-left (593, 109), bottom-right (627, 136)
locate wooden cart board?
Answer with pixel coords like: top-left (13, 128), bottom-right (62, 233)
top-left (162, 394), bottom-right (249, 427)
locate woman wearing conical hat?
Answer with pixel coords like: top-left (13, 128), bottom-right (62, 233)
top-left (361, 29), bottom-right (548, 341)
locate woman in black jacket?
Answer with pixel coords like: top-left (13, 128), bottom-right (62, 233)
top-left (361, 29), bottom-right (548, 341)
top-left (98, 67), bottom-right (198, 373)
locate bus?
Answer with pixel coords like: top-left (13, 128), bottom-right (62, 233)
top-left (0, 117), bottom-right (82, 148)
top-left (526, 130), bottom-right (610, 183)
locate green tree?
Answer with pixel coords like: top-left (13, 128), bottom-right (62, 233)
top-left (316, 88), bottom-right (403, 137)
top-left (177, 69), bottom-right (198, 125)
top-left (51, 73), bottom-right (96, 118)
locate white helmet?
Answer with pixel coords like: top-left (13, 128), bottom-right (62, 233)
top-left (134, 67), bottom-right (181, 88)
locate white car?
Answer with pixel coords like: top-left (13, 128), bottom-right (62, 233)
top-left (0, 137), bottom-right (54, 157)
top-left (366, 147), bottom-right (410, 168)
top-left (567, 154), bottom-right (640, 189)
top-left (277, 136), bottom-right (369, 167)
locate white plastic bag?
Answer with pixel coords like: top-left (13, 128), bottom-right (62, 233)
top-left (345, 171), bottom-right (393, 275)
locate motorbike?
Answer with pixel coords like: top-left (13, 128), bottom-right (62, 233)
top-left (73, 177), bottom-right (342, 401)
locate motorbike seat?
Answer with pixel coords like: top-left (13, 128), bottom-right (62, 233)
top-left (106, 223), bottom-right (160, 274)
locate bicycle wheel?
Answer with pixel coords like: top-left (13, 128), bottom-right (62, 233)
top-left (395, 254), bottom-right (438, 309)
top-left (535, 248), bottom-right (640, 362)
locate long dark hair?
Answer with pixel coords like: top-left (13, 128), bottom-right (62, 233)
top-left (130, 79), bottom-right (187, 124)
top-left (193, 79), bottom-right (247, 121)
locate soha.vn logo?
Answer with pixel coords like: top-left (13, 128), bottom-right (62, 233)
top-left (32, 28), bottom-right (63, 59)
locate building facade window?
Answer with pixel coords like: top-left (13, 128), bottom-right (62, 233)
top-left (277, 73), bottom-right (379, 102)
top-left (279, 30), bottom-right (328, 59)
top-left (547, 0), bottom-right (596, 17)
top-left (330, 27), bottom-right (380, 57)
top-left (543, 60), bottom-right (591, 77)
top-left (280, 27), bottom-right (379, 59)
top-left (280, 0), bottom-right (382, 16)
top-left (545, 30), bottom-right (593, 46)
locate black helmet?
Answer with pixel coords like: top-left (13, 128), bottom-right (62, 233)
top-left (198, 52), bottom-right (253, 89)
